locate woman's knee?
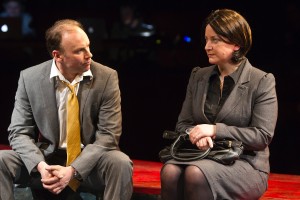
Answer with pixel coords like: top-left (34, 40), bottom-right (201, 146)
top-left (184, 165), bottom-right (206, 185)
top-left (161, 164), bottom-right (183, 182)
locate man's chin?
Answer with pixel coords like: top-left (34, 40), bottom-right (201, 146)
top-left (83, 64), bottom-right (90, 71)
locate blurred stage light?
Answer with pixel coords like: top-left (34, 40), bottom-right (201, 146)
top-left (183, 35), bottom-right (191, 43)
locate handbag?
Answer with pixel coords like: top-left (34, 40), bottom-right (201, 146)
top-left (159, 130), bottom-right (244, 165)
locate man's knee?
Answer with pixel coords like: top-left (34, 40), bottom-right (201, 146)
top-left (0, 150), bottom-right (30, 184)
top-left (104, 151), bottom-right (133, 171)
top-left (0, 150), bottom-right (13, 168)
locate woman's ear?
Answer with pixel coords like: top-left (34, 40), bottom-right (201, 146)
top-left (234, 45), bottom-right (240, 51)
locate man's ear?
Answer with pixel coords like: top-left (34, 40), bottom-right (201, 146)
top-left (52, 50), bottom-right (62, 61)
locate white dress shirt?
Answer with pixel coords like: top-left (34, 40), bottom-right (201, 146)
top-left (49, 60), bottom-right (93, 149)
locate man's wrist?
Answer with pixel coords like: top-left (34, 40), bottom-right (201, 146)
top-left (72, 168), bottom-right (82, 181)
top-left (36, 161), bottom-right (47, 173)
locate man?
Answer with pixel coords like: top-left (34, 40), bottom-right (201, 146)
top-left (0, 19), bottom-right (133, 200)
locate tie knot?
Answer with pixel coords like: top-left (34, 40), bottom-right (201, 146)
top-left (61, 81), bottom-right (78, 94)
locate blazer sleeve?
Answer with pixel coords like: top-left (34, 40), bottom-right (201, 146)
top-left (94, 69), bottom-right (122, 148)
top-left (8, 70), bottom-right (45, 173)
top-left (216, 73), bottom-right (278, 151)
top-left (175, 66), bottom-right (209, 133)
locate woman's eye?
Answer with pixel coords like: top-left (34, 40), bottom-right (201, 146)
top-left (211, 38), bottom-right (220, 43)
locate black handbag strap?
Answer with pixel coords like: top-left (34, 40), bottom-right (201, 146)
top-left (170, 134), bottom-right (211, 161)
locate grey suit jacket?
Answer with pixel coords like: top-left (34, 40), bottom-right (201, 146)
top-left (175, 59), bottom-right (278, 173)
top-left (8, 60), bottom-right (122, 180)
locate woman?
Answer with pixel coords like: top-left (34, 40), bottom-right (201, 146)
top-left (160, 9), bottom-right (278, 200)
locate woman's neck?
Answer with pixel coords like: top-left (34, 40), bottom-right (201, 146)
top-left (218, 62), bottom-right (240, 77)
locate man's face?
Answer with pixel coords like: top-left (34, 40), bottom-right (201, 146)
top-left (55, 27), bottom-right (93, 79)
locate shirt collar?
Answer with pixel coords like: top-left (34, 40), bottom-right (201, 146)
top-left (210, 59), bottom-right (246, 84)
top-left (50, 59), bottom-right (93, 84)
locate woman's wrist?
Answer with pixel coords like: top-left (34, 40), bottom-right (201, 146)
top-left (212, 125), bottom-right (216, 139)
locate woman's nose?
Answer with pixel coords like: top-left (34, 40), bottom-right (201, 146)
top-left (205, 42), bottom-right (213, 50)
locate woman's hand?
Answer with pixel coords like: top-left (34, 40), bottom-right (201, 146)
top-left (189, 124), bottom-right (216, 144)
top-left (195, 136), bottom-right (214, 150)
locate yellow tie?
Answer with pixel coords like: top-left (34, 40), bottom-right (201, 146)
top-left (64, 82), bottom-right (81, 191)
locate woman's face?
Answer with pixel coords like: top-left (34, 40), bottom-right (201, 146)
top-left (204, 24), bottom-right (239, 66)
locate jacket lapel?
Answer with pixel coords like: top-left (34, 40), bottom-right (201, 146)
top-left (215, 60), bottom-right (252, 122)
top-left (78, 76), bottom-right (93, 122)
top-left (39, 63), bottom-right (59, 145)
top-left (195, 66), bottom-right (214, 123)
top-left (77, 65), bottom-right (94, 144)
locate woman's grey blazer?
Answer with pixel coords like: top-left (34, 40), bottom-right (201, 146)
top-left (176, 59), bottom-right (278, 173)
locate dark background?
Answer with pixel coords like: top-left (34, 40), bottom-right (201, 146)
top-left (1, 0), bottom-right (299, 175)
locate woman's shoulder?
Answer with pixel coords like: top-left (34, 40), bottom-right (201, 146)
top-left (190, 65), bottom-right (215, 80)
top-left (241, 61), bottom-right (276, 90)
top-left (247, 63), bottom-right (275, 82)
top-left (191, 65), bottom-right (215, 74)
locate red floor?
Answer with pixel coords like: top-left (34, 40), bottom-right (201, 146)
top-left (133, 159), bottom-right (162, 194)
top-left (133, 159), bottom-right (300, 199)
top-left (1, 145), bottom-right (300, 199)
top-left (261, 173), bottom-right (300, 199)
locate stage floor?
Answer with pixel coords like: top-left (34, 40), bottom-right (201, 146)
top-left (133, 159), bottom-right (300, 200)
top-left (1, 144), bottom-right (298, 200)
top-left (10, 159), bottom-right (300, 200)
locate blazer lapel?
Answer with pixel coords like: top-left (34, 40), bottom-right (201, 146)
top-left (77, 66), bottom-right (94, 144)
top-left (39, 64), bottom-right (59, 144)
top-left (195, 66), bottom-right (214, 123)
top-left (78, 76), bottom-right (93, 122)
top-left (215, 60), bottom-right (252, 122)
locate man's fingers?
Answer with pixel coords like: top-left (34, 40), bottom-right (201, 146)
top-left (45, 165), bottom-right (65, 178)
top-left (45, 165), bottom-right (61, 171)
top-left (41, 176), bottom-right (60, 184)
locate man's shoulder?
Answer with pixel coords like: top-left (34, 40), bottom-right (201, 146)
top-left (22, 60), bottom-right (52, 74)
top-left (18, 60), bottom-right (52, 83)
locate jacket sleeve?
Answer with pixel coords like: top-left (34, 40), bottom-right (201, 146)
top-left (175, 67), bottom-right (204, 133)
top-left (216, 73), bottom-right (278, 151)
top-left (8, 70), bottom-right (45, 173)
